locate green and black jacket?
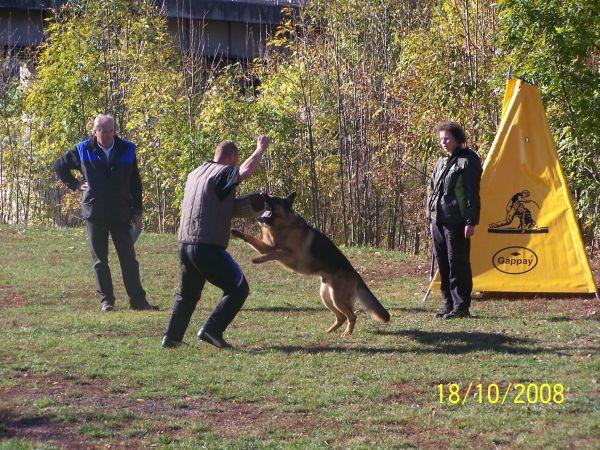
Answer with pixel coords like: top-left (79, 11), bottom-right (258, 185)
top-left (427, 147), bottom-right (482, 225)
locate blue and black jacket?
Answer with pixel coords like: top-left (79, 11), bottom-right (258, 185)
top-left (52, 136), bottom-right (142, 222)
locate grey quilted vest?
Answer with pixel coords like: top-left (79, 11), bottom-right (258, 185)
top-left (178, 162), bottom-right (236, 247)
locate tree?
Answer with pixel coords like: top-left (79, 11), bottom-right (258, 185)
top-left (0, 52), bottom-right (28, 224)
top-left (257, 0), bottom-right (503, 252)
top-left (7, 0), bottom-right (598, 256)
top-left (499, 0), bottom-right (600, 250)
top-left (25, 0), bottom-right (186, 231)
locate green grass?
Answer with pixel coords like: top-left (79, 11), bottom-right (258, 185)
top-left (0, 224), bottom-right (599, 449)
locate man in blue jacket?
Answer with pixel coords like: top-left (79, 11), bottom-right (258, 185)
top-left (53, 114), bottom-right (157, 312)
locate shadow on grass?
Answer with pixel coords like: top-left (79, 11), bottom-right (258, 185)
top-left (243, 306), bottom-right (322, 313)
top-left (475, 292), bottom-right (598, 300)
top-left (245, 305), bottom-right (440, 314)
top-left (262, 345), bottom-right (400, 354)
top-left (387, 306), bottom-right (432, 314)
top-left (0, 410), bottom-right (53, 439)
top-left (264, 329), bottom-right (545, 355)
top-left (393, 328), bottom-right (527, 343)
top-left (546, 316), bottom-right (579, 322)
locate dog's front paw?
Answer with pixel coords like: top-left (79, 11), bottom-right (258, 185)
top-left (251, 256), bottom-right (265, 264)
top-left (231, 229), bottom-right (244, 239)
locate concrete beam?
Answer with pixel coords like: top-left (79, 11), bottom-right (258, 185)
top-left (0, 0), bottom-right (301, 58)
top-left (160, 0), bottom-right (300, 25)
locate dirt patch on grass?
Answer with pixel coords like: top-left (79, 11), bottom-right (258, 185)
top-left (0, 288), bottom-right (30, 308)
top-left (371, 382), bottom-right (494, 449)
top-left (549, 298), bottom-right (600, 321)
top-left (542, 297), bottom-right (599, 320)
top-left (0, 373), bottom-right (323, 448)
top-left (385, 381), bottom-right (427, 405)
top-left (0, 408), bottom-right (96, 449)
top-left (355, 254), bottom-right (429, 281)
top-left (475, 296), bottom-right (599, 319)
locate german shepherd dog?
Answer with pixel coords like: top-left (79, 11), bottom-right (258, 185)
top-left (231, 193), bottom-right (391, 336)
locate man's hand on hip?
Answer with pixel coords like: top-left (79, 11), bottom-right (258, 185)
top-left (464, 224), bottom-right (475, 239)
top-left (132, 214), bottom-right (143, 229)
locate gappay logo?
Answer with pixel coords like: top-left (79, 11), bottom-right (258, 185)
top-left (492, 247), bottom-right (538, 274)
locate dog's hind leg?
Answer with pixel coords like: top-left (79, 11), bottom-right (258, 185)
top-left (329, 281), bottom-right (357, 336)
top-left (320, 282), bottom-right (346, 333)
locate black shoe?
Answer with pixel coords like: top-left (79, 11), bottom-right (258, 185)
top-left (161, 335), bottom-right (182, 348)
top-left (101, 301), bottom-right (114, 312)
top-left (443, 309), bottom-right (471, 319)
top-left (197, 328), bottom-right (233, 349)
top-left (130, 302), bottom-right (159, 311)
top-left (434, 308), bottom-right (452, 318)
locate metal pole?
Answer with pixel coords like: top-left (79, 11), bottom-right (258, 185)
top-left (422, 245), bottom-right (436, 304)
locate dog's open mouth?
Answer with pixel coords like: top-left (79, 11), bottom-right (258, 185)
top-left (258, 207), bottom-right (273, 224)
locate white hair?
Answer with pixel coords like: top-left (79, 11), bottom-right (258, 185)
top-left (93, 114), bottom-right (115, 131)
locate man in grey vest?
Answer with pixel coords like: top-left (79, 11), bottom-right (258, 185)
top-left (162, 136), bottom-right (270, 349)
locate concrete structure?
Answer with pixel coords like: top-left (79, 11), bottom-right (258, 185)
top-left (0, 0), bottom-right (47, 49)
top-left (0, 0), bottom-right (301, 59)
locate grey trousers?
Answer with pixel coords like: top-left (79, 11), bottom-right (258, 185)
top-left (86, 219), bottom-right (147, 306)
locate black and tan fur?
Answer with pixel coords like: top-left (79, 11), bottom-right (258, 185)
top-left (231, 193), bottom-right (390, 336)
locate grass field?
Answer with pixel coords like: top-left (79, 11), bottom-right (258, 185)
top-left (1, 225), bottom-right (599, 449)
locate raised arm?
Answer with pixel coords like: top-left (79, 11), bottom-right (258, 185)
top-left (238, 135), bottom-right (271, 182)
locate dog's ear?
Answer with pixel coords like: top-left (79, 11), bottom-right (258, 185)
top-left (285, 192), bottom-right (297, 208)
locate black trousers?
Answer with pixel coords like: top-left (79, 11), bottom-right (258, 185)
top-left (432, 222), bottom-right (472, 311)
top-left (164, 243), bottom-right (249, 342)
top-left (86, 219), bottom-right (147, 306)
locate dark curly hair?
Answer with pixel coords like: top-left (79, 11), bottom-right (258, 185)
top-left (436, 121), bottom-right (467, 146)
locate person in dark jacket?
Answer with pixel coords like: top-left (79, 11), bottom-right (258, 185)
top-left (161, 136), bottom-right (270, 349)
top-left (52, 114), bottom-right (157, 312)
top-left (427, 121), bottom-right (482, 318)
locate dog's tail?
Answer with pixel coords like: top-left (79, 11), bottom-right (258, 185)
top-left (356, 279), bottom-right (391, 323)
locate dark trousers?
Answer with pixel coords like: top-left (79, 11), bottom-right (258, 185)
top-left (432, 222), bottom-right (472, 311)
top-left (164, 243), bottom-right (250, 342)
top-left (86, 219), bottom-right (147, 306)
